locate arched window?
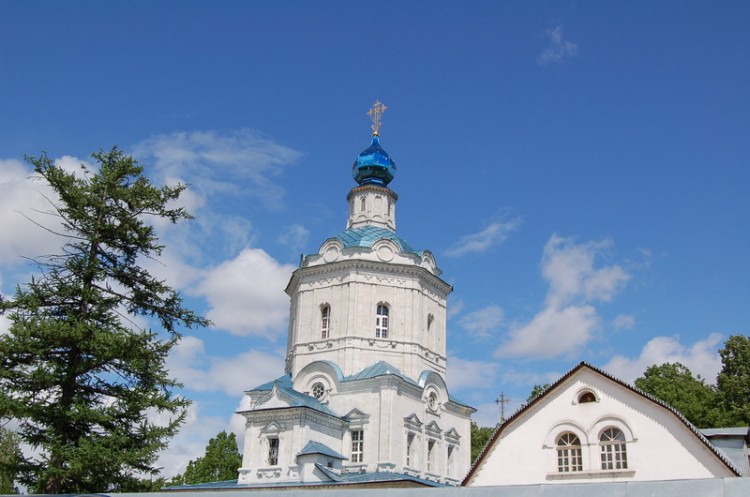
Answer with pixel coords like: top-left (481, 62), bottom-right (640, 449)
top-left (375, 304), bottom-right (389, 338)
top-left (556, 432), bottom-right (582, 472)
top-left (321, 305), bottom-right (331, 339)
top-left (578, 391), bottom-right (596, 403)
top-left (600, 428), bottom-right (628, 470)
top-left (360, 197), bottom-right (366, 212)
top-left (268, 437), bottom-right (279, 466)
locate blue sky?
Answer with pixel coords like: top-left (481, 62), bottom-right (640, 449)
top-left (1, 1), bottom-right (749, 477)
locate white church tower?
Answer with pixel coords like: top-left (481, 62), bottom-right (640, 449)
top-left (237, 102), bottom-right (475, 487)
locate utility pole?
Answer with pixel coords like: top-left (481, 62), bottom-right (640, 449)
top-left (495, 393), bottom-right (511, 424)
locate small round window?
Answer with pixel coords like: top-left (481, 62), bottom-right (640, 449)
top-left (311, 382), bottom-right (326, 400)
top-left (428, 391), bottom-right (438, 410)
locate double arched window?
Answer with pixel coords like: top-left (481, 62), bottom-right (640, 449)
top-left (556, 432), bottom-right (582, 472)
top-left (375, 304), bottom-right (389, 338)
top-left (600, 428), bottom-right (628, 470)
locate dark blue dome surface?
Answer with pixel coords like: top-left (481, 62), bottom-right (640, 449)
top-left (352, 135), bottom-right (396, 186)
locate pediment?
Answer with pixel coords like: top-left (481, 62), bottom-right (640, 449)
top-left (404, 413), bottom-right (423, 429)
top-left (345, 408), bottom-right (370, 426)
top-left (445, 427), bottom-right (460, 441)
top-left (425, 420), bottom-right (442, 435)
top-left (260, 420), bottom-right (286, 435)
top-left (254, 382), bottom-right (294, 409)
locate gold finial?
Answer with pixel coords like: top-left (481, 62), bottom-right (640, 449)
top-left (367, 100), bottom-right (387, 136)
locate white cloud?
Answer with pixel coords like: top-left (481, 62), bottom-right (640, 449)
top-left (447, 356), bottom-right (499, 392)
top-left (0, 314), bottom-right (10, 335)
top-left (498, 305), bottom-right (599, 359)
top-left (167, 336), bottom-right (285, 396)
top-left (277, 224), bottom-right (310, 254)
top-left (0, 159), bottom-right (64, 265)
top-left (542, 234), bottom-right (629, 308)
top-left (193, 248), bottom-right (295, 338)
top-left (612, 314), bottom-right (636, 330)
top-left (604, 332), bottom-right (724, 384)
top-left (133, 130), bottom-right (302, 211)
top-left (538, 24), bottom-right (578, 65)
top-left (153, 402), bottom-right (230, 478)
top-left (446, 297), bottom-right (465, 320)
top-left (459, 305), bottom-right (504, 339)
top-left (445, 216), bottom-right (521, 257)
top-left (496, 234), bottom-right (630, 359)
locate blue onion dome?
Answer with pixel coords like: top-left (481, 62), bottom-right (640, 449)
top-left (352, 134), bottom-right (397, 186)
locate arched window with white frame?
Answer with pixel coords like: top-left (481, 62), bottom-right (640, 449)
top-left (375, 304), bottom-right (389, 338)
top-left (556, 432), bottom-right (582, 472)
top-left (600, 427), bottom-right (628, 470)
top-left (321, 304), bottom-right (331, 339)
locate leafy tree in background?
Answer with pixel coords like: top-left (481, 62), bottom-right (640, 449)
top-left (527, 384), bottom-right (551, 403)
top-left (171, 431), bottom-right (242, 485)
top-left (470, 422), bottom-right (495, 463)
top-left (635, 362), bottom-right (724, 428)
top-left (0, 427), bottom-right (22, 493)
top-left (0, 149), bottom-right (208, 493)
top-left (717, 335), bottom-right (750, 426)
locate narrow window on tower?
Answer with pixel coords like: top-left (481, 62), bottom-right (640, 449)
top-left (406, 432), bottom-right (415, 467)
top-left (321, 305), bottom-right (331, 339)
top-left (351, 430), bottom-right (364, 463)
top-left (427, 439), bottom-right (435, 472)
top-left (360, 197), bottom-right (366, 212)
top-left (268, 438), bottom-right (279, 466)
top-left (375, 304), bottom-right (389, 338)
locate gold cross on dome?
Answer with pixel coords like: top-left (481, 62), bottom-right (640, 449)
top-left (367, 100), bottom-right (387, 135)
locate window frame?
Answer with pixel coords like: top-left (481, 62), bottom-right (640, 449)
top-left (375, 304), bottom-right (389, 338)
top-left (321, 304), bottom-right (331, 339)
top-left (351, 429), bottom-right (364, 463)
top-left (600, 427), bottom-right (628, 470)
top-left (556, 432), bottom-right (583, 473)
top-left (268, 437), bottom-right (279, 466)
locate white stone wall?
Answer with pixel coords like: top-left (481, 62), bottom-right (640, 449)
top-left (285, 260), bottom-right (450, 380)
top-left (347, 185), bottom-right (398, 231)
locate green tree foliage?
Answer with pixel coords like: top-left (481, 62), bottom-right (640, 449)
top-left (171, 431), bottom-right (242, 485)
top-left (470, 422), bottom-right (494, 463)
top-left (527, 383), bottom-right (551, 403)
top-left (717, 335), bottom-right (750, 426)
top-left (635, 362), bottom-right (724, 428)
top-left (0, 148), bottom-right (208, 493)
top-left (0, 427), bottom-right (22, 493)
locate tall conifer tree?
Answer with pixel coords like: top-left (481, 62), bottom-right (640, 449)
top-left (0, 148), bottom-right (208, 493)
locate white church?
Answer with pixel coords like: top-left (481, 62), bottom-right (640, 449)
top-left (235, 102), bottom-right (475, 487)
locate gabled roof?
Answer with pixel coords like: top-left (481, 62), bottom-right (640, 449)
top-left (462, 361), bottom-right (742, 484)
top-left (343, 360), bottom-right (419, 385)
top-left (243, 375), bottom-right (340, 418)
top-left (298, 441), bottom-right (346, 460)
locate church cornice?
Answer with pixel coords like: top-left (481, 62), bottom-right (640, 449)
top-left (346, 184), bottom-right (398, 201)
top-left (291, 336), bottom-right (447, 369)
top-left (286, 259), bottom-right (452, 297)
